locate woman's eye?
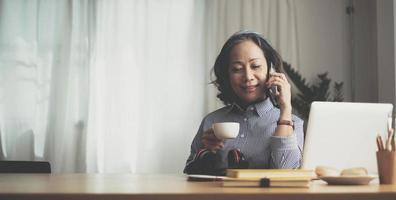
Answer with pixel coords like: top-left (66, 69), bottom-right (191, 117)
top-left (252, 65), bottom-right (261, 69)
top-left (231, 67), bottom-right (243, 73)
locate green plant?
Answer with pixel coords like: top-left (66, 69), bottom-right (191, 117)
top-left (282, 62), bottom-right (344, 130)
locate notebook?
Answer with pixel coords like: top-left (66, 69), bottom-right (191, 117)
top-left (302, 101), bottom-right (393, 174)
top-left (222, 177), bottom-right (312, 187)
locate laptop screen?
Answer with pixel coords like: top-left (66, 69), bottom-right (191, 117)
top-left (302, 101), bottom-right (393, 174)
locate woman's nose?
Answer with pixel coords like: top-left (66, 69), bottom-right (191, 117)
top-left (244, 68), bottom-right (254, 81)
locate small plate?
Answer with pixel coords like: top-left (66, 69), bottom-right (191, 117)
top-left (319, 176), bottom-right (376, 185)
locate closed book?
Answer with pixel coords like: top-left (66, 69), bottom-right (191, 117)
top-left (226, 169), bottom-right (315, 179)
top-left (222, 177), bottom-right (312, 188)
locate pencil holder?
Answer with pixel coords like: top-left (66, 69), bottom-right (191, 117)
top-left (376, 151), bottom-right (396, 184)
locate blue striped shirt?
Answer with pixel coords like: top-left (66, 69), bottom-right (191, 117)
top-left (185, 98), bottom-right (304, 170)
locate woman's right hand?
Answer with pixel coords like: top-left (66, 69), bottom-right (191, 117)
top-left (201, 128), bottom-right (224, 151)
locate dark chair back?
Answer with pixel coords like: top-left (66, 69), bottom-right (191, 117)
top-left (0, 161), bottom-right (51, 173)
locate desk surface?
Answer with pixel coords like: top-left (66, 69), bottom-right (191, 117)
top-left (0, 174), bottom-right (395, 200)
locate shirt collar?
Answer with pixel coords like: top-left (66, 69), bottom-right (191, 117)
top-left (226, 98), bottom-right (274, 117)
top-left (255, 98), bottom-right (274, 117)
top-left (226, 103), bottom-right (243, 113)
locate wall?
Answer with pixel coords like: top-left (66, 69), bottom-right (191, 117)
top-left (296, 0), bottom-right (396, 105)
top-left (376, 0), bottom-right (395, 104)
top-left (295, 0), bottom-right (352, 101)
top-left (395, 0), bottom-right (396, 106)
top-left (352, 0), bottom-right (378, 103)
top-left (352, 0), bottom-right (395, 105)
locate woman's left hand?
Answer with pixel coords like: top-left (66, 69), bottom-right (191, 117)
top-left (267, 72), bottom-right (294, 136)
top-left (265, 72), bottom-right (292, 112)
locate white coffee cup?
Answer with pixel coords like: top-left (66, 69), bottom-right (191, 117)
top-left (212, 122), bottom-right (240, 139)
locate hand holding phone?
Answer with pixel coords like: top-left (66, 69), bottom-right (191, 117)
top-left (265, 64), bottom-right (279, 108)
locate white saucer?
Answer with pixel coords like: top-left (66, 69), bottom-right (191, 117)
top-left (319, 176), bottom-right (377, 185)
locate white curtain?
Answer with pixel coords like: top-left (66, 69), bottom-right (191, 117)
top-left (0, 0), bottom-right (297, 173)
top-left (85, 0), bottom-right (206, 173)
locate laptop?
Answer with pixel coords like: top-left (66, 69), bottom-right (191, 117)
top-left (302, 101), bottom-right (393, 174)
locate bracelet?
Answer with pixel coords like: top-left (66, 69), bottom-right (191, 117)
top-left (277, 120), bottom-right (294, 130)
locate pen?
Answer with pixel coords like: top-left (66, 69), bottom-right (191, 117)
top-left (376, 136), bottom-right (382, 151)
top-left (377, 135), bottom-right (385, 151)
top-left (386, 128), bottom-right (394, 151)
top-left (390, 129), bottom-right (395, 151)
top-left (388, 114), bottom-right (392, 132)
top-left (380, 135), bottom-right (385, 151)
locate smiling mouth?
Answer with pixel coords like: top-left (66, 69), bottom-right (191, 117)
top-left (243, 85), bottom-right (258, 93)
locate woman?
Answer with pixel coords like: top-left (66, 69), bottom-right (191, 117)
top-left (184, 31), bottom-right (303, 175)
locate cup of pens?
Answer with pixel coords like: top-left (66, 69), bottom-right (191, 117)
top-left (376, 128), bottom-right (396, 184)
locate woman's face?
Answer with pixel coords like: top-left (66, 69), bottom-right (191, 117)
top-left (228, 40), bottom-right (268, 105)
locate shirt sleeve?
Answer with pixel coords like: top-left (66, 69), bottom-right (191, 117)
top-left (269, 116), bottom-right (304, 169)
top-left (186, 122), bottom-right (204, 162)
top-left (183, 118), bottom-right (206, 173)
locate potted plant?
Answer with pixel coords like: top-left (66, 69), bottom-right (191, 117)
top-left (283, 62), bottom-right (344, 133)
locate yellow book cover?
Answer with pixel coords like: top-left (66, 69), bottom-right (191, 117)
top-left (226, 169), bottom-right (315, 179)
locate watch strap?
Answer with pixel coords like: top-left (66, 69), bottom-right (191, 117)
top-left (277, 120), bottom-right (294, 129)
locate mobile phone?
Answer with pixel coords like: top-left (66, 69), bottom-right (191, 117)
top-left (266, 64), bottom-right (279, 108)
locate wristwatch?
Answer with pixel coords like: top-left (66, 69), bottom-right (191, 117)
top-left (277, 120), bottom-right (294, 129)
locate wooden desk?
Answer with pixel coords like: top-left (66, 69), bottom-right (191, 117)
top-left (0, 174), bottom-right (395, 200)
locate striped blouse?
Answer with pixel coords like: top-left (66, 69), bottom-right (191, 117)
top-left (185, 98), bottom-right (304, 171)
